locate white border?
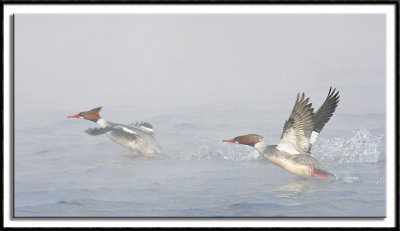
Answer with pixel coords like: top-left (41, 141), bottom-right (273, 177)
top-left (3, 4), bottom-right (396, 228)
top-left (1, 4), bottom-right (397, 14)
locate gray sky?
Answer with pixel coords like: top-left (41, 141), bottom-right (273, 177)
top-left (15, 14), bottom-right (386, 116)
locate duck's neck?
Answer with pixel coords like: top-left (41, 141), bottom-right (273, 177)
top-left (96, 118), bottom-right (108, 128)
top-left (254, 141), bottom-right (267, 153)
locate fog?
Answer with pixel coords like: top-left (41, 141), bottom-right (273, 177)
top-left (15, 14), bottom-right (386, 116)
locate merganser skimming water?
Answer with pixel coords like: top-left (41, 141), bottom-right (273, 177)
top-left (68, 107), bottom-right (162, 156)
top-left (223, 87), bottom-right (340, 178)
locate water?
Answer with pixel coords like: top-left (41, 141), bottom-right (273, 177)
top-left (14, 106), bottom-right (386, 217)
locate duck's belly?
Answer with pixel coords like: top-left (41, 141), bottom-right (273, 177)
top-left (105, 132), bottom-right (138, 150)
top-left (106, 132), bottom-right (160, 154)
top-left (267, 156), bottom-right (312, 177)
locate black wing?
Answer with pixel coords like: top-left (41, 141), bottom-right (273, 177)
top-left (313, 87), bottom-right (340, 133)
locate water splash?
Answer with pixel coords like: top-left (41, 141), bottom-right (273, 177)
top-left (192, 143), bottom-right (262, 160)
top-left (314, 129), bottom-right (383, 164)
top-left (337, 175), bottom-right (361, 183)
top-left (185, 129), bottom-right (383, 162)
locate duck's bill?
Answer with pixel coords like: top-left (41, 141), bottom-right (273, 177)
top-left (222, 139), bottom-right (235, 143)
top-left (68, 114), bottom-right (79, 118)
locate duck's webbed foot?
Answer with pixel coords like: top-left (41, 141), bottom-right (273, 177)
top-left (310, 164), bottom-right (328, 178)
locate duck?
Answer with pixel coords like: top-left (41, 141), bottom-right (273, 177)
top-left (68, 107), bottom-right (162, 156)
top-left (223, 87), bottom-right (340, 178)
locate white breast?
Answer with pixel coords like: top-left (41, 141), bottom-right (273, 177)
top-left (254, 142), bottom-right (267, 153)
top-left (96, 118), bottom-right (108, 128)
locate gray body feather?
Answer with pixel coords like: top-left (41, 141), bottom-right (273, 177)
top-left (85, 121), bottom-right (161, 155)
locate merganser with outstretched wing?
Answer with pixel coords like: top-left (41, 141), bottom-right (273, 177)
top-left (223, 87), bottom-right (340, 178)
top-left (68, 107), bottom-right (161, 156)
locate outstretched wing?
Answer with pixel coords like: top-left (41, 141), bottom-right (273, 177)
top-left (314, 87), bottom-right (340, 133)
top-left (128, 121), bottom-right (154, 134)
top-left (276, 93), bottom-right (315, 154)
top-left (310, 87), bottom-right (340, 146)
top-left (85, 127), bottom-right (113, 136)
top-left (85, 125), bottom-right (142, 140)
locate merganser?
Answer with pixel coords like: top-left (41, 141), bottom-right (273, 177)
top-left (223, 87), bottom-right (340, 178)
top-left (68, 107), bottom-right (162, 156)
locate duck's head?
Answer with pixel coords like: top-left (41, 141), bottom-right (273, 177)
top-left (222, 134), bottom-right (263, 147)
top-left (68, 107), bottom-right (102, 122)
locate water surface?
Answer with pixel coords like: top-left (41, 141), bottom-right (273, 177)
top-left (14, 107), bottom-right (386, 217)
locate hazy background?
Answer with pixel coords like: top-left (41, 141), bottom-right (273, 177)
top-left (15, 14), bottom-right (385, 119)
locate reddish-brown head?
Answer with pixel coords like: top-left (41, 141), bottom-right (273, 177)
top-left (222, 134), bottom-right (263, 147)
top-left (68, 107), bottom-right (102, 122)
